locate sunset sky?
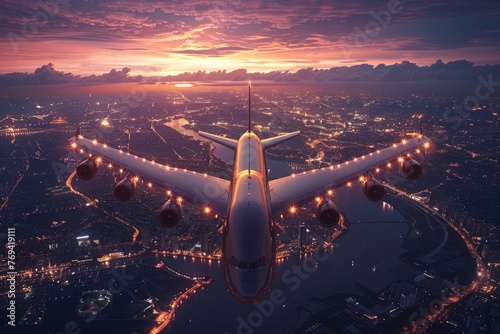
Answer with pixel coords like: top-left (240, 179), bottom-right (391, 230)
top-left (1, 0), bottom-right (499, 76)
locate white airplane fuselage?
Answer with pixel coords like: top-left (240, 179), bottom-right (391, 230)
top-left (222, 131), bottom-right (275, 303)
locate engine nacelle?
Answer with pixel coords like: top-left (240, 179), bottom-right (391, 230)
top-left (362, 178), bottom-right (385, 202)
top-left (400, 158), bottom-right (422, 180)
top-left (316, 200), bottom-right (340, 228)
top-left (76, 158), bottom-right (98, 181)
top-left (159, 200), bottom-right (183, 228)
top-left (113, 177), bottom-right (136, 202)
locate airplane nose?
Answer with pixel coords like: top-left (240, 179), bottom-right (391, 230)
top-left (239, 279), bottom-right (259, 298)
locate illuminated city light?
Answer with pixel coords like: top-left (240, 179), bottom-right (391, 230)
top-left (204, 207), bottom-right (211, 214)
top-left (387, 163), bottom-right (392, 168)
top-left (376, 168), bottom-right (381, 173)
top-left (289, 206), bottom-right (296, 214)
top-left (327, 190), bottom-right (333, 196)
top-left (347, 182), bottom-right (352, 187)
top-left (71, 143), bottom-right (77, 148)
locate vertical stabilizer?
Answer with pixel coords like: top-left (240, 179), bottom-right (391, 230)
top-left (248, 82), bottom-right (251, 133)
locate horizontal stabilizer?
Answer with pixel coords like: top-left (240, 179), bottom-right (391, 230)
top-left (262, 131), bottom-right (300, 150)
top-left (198, 131), bottom-right (238, 150)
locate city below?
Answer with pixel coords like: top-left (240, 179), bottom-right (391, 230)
top-left (0, 80), bottom-right (499, 334)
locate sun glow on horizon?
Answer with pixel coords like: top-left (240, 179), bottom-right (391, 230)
top-left (174, 83), bottom-right (194, 87)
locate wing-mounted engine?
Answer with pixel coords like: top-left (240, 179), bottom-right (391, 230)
top-left (76, 157), bottom-right (99, 181)
top-left (159, 199), bottom-right (183, 228)
top-left (316, 200), bottom-right (340, 228)
top-left (113, 175), bottom-right (137, 202)
top-left (400, 158), bottom-right (422, 180)
top-left (362, 177), bottom-right (385, 202)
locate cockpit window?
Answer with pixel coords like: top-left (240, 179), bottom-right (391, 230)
top-left (228, 256), bottom-right (267, 270)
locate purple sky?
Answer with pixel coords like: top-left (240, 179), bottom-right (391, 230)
top-left (1, 0), bottom-right (499, 76)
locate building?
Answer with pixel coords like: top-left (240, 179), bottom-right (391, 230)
top-left (299, 222), bottom-right (307, 249)
top-left (171, 234), bottom-right (178, 252)
top-left (399, 292), bottom-right (417, 309)
top-left (159, 232), bottom-right (166, 251)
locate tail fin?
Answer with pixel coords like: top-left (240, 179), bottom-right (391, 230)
top-left (248, 81), bottom-right (251, 133)
top-left (198, 131), bottom-right (237, 150)
top-left (262, 131), bottom-right (301, 150)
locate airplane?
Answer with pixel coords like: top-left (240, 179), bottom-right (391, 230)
top-left (68, 84), bottom-right (431, 303)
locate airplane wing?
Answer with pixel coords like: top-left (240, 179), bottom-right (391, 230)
top-left (269, 136), bottom-right (431, 216)
top-left (69, 135), bottom-right (230, 215)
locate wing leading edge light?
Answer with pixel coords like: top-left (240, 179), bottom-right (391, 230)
top-left (68, 86), bottom-right (431, 303)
